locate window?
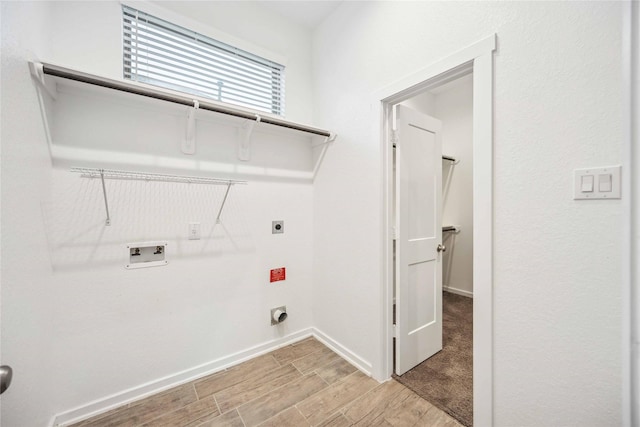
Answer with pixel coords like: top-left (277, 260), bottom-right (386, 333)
top-left (122, 6), bottom-right (285, 116)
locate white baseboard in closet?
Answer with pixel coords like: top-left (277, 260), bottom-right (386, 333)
top-left (443, 285), bottom-right (473, 298)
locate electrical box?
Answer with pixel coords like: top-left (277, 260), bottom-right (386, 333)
top-left (272, 220), bottom-right (284, 234)
top-left (188, 222), bottom-right (201, 240)
top-left (126, 241), bottom-right (168, 269)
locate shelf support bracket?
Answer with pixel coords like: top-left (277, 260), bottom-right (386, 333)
top-left (239, 115), bottom-right (260, 161)
top-left (442, 155), bottom-right (459, 164)
top-left (182, 100), bottom-right (199, 155)
top-left (99, 169), bottom-right (111, 226)
top-left (28, 62), bottom-right (57, 100)
top-left (216, 183), bottom-right (233, 224)
top-left (312, 132), bottom-right (337, 181)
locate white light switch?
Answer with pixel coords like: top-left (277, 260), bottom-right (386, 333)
top-left (574, 166), bottom-right (621, 200)
top-left (598, 174), bottom-right (612, 192)
top-left (581, 175), bottom-right (594, 192)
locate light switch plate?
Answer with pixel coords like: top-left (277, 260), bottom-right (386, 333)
top-left (574, 166), bottom-right (621, 200)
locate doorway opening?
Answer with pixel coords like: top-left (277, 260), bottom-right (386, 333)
top-left (392, 72), bottom-right (474, 427)
top-left (377, 35), bottom-right (495, 427)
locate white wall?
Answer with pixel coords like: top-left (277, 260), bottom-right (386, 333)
top-left (437, 77), bottom-right (473, 297)
top-left (403, 76), bottom-right (474, 297)
top-left (1, 2), bottom-right (55, 426)
top-left (1, 2), bottom-right (317, 426)
top-left (312, 2), bottom-right (624, 426)
top-left (402, 90), bottom-right (436, 116)
top-left (1, 2), bottom-right (631, 426)
top-left (631, 2), bottom-right (640, 424)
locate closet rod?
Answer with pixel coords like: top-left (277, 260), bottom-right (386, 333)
top-left (39, 63), bottom-right (332, 138)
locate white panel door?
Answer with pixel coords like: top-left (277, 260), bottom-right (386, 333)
top-left (394, 104), bottom-right (443, 376)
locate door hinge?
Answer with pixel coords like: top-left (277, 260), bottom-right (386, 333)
top-left (391, 129), bottom-right (398, 144)
top-left (392, 323), bottom-right (397, 338)
top-left (391, 226), bottom-right (397, 240)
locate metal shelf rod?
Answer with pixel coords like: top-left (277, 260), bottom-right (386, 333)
top-left (40, 62), bottom-right (333, 138)
top-left (71, 167), bottom-right (247, 185)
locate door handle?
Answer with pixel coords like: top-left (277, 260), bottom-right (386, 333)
top-left (0, 365), bottom-right (13, 395)
top-left (0, 365), bottom-right (13, 394)
top-left (437, 244), bottom-right (446, 253)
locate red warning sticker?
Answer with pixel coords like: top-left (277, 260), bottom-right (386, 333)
top-left (270, 267), bottom-right (286, 283)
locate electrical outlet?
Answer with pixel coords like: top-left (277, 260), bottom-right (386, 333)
top-left (189, 222), bottom-right (201, 240)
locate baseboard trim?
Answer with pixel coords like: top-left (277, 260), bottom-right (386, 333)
top-left (51, 328), bottom-right (314, 427)
top-left (444, 285), bottom-right (473, 298)
top-left (311, 328), bottom-right (373, 377)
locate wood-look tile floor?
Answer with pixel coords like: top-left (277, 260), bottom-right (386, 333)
top-left (70, 337), bottom-right (463, 427)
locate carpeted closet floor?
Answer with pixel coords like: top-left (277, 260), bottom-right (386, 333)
top-left (394, 291), bottom-right (473, 427)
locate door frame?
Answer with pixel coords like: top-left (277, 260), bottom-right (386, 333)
top-left (375, 34), bottom-right (496, 426)
top-left (622, 2), bottom-right (638, 425)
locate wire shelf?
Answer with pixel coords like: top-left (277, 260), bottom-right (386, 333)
top-left (70, 167), bottom-right (247, 185)
top-left (70, 167), bottom-right (246, 226)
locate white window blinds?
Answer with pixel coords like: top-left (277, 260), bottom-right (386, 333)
top-left (122, 5), bottom-right (285, 116)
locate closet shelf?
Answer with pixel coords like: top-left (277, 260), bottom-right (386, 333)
top-left (30, 62), bottom-right (336, 180)
top-left (72, 167), bottom-right (246, 226)
top-left (442, 225), bottom-right (460, 233)
top-left (31, 62), bottom-right (336, 140)
top-left (442, 155), bottom-right (457, 162)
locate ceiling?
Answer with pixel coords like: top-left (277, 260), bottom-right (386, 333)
top-left (257, 1), bottom-right (343, 29)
